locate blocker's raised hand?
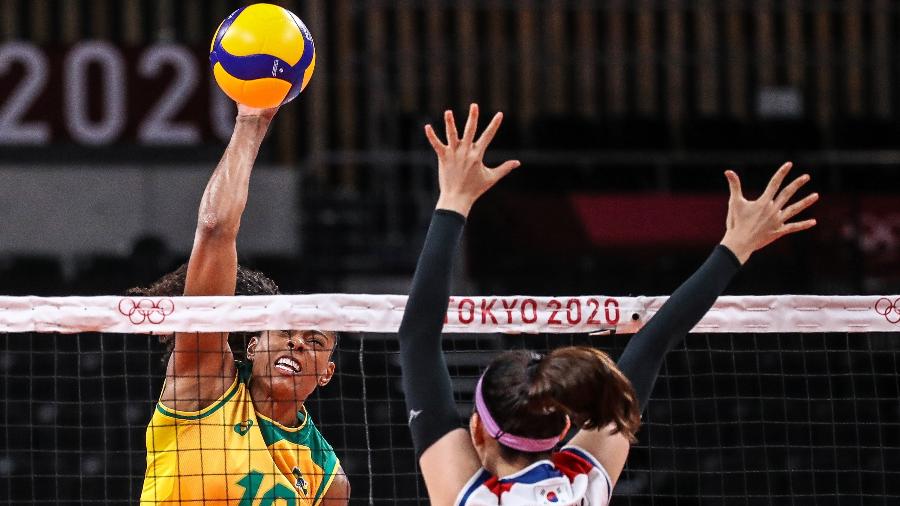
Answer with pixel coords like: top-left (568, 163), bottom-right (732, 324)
top-left (720, 162), bottom-right (819, 264)
top-left (425, 103), bottom-right (521, 217)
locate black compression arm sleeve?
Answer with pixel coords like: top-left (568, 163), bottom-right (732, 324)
top-left (616, 245), bottom-right (741, 412)
top-left (398, 209), bottom-right (466, 459)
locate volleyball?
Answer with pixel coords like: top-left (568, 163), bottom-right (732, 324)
top-left (209, 3), bottom-right (316, 109)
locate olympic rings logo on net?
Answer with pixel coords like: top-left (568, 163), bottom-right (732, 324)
top-left (874, 297), bottom-right (900, 324)
top-left (118, 298), bottom-right (175, 324)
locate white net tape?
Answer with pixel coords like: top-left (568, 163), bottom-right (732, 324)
top-left (2, 294), bottom-right (898, 504)
top-left (0, 294), bottom-right (897, 334)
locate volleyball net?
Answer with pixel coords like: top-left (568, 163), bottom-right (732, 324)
top-left (1, 294), bottom-right (899, 504)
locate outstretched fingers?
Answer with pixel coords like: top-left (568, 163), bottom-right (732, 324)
top-left (424, 124), bottom-right (445, 155)
top-left (476, 112), bottom-right (504, 151)
top-left (775, 173), bottom-right (811, 208)
top-left (489, 160), bottom-right (522, 183)
top-left (461, 103), bottom-right (479, 144)
top-left (444, 110), bottom-right (459, 149)
top-left (724, 170), bottom-right (743, 202)
top-left (779, 219), bottom-right (817, 237)
top-left (777, 188), bottom-right (818, 237)
top-left (762, 162), bottom-right (793, 200)
top-left (781, 192), bottom-right (819, 222)
top-left (436, 105), bottom-right (504, 153)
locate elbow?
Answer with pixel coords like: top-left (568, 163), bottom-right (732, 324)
top-left (196, 212), bottom-right (239, 240)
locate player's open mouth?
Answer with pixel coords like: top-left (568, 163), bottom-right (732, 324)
top-left (274, 356), bottom-right (302, 376)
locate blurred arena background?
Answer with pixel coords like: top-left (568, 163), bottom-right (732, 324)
top-left (1, 1), bottom-right (899, 504)
top-left (0, 0), bottom-right (898, 297)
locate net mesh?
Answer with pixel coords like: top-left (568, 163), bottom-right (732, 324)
top-left (1, 297), bottom-right (899, 505)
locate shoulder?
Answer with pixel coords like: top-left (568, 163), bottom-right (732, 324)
top-left (454, 453), bottom-right (614, 506)
top-left (554, 446), bottom-right (613, 504)
top-left (302, 415), bottom-right (337, 454)
top-left (257, 411), bottom-right (336, 457)
top-left (156, 362), bottom-right (243, 417)
top-left (294, 415), bottom-right (342, 503)
top-left (554, 446), bottom-right (599, 474)
top-left (454, 468), bottom-right (494, 506)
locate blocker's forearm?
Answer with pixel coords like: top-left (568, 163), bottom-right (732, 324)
top-left (398, 209), bottom-right (466, 458)
top-left (617, 245), bottom-right (741, 411)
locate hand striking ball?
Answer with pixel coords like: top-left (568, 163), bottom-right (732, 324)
top-left (210, 3), bottom-right (316, 108)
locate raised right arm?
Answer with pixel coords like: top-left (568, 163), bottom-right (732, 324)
top-left (161, 106), bottom-right (276, 411)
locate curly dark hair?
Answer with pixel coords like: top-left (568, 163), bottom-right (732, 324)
top-left (127, 263), bottom-right (280, 299)
top-left (127, 263), bottom-right (280, 364)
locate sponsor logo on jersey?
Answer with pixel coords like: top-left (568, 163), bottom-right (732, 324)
top-left (234, 419), bottom-right (254, 436)
top-left (292, 466), bottom-right (309, 495)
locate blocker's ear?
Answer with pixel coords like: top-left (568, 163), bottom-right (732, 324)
top-left (469, 412), bottom-right (486, 447)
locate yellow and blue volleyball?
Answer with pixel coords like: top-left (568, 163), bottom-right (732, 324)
top-left (209, 3), bottom-right (316, 108)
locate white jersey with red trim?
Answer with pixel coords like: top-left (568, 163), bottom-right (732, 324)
top-left (454, 446), bottom-right (612, 506)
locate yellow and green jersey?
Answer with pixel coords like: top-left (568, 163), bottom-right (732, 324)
top-left (140, 362), bottom-right (340, 506)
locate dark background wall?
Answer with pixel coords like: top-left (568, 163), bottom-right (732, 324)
top-left (0, 0), bottom-right (897, 297)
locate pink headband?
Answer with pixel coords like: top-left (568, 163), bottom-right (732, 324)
top-left (474, 373), bottom-right (568, 453)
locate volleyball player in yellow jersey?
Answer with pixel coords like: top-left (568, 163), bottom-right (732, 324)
top-left (138, 104), bottom-right (349, 505)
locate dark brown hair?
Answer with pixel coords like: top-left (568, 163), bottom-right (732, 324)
top-left (127, 263), bottom-right (280, 363)
top-left (127, 263), bottom-right (280, 299)
top-left (480, 347), bottom-right (641, 458)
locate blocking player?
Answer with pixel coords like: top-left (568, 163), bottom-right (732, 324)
top-left (398, 104), bottom-right (817, 505)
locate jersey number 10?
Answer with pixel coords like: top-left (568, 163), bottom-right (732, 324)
top-left (237, 470), bottom-right (298, 506)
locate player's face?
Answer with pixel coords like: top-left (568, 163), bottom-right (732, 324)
top-left (247, 329), bottom-right (337, 402)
